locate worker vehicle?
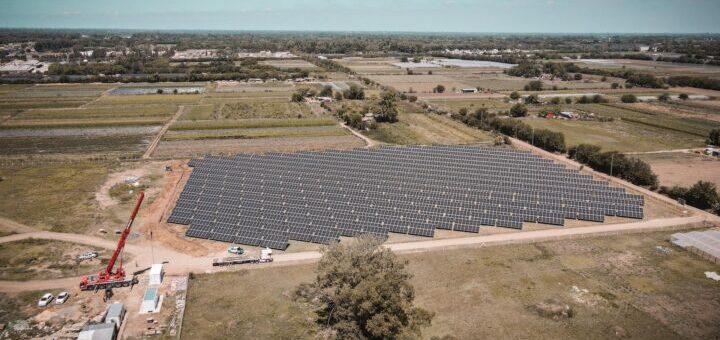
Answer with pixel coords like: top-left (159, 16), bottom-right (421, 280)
top-left (56, 292), bottom-right (69, 304)
top-left (80, 192), bottom-right (144, 291)
top-left (227, 246), bottom-right (244, 254)
top-left (38, 293), bottom-right (54, 307)
top-left (213, 247), bottom-right (273, 266)
top-left (77, 251), bottom-right (98, 261)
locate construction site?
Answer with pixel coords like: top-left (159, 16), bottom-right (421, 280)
top-left (1, 32), bottom-right (720, 340)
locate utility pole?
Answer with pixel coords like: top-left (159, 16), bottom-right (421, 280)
top-left (531, 128), bottom-right (535, 146)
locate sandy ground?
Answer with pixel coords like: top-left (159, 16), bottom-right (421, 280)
top-left (635, 152), bottom-right (720, 188)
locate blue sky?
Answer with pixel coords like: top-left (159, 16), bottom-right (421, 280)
top-left (1, 0), bottom-right (718, 33)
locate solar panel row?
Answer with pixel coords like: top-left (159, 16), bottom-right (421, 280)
top-left (169, 145), bottom-right (645, 249)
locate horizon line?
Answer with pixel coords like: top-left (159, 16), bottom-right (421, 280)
top-left (1, 27), bottom-right (719, 35)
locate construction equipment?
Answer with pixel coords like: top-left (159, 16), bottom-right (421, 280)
top-left (80, 192), bottom-right (144, 291)
top-left (212, 247), bottom-right (273, 266)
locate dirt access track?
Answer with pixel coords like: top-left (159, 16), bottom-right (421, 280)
top-left (0, 140), bottom-right (718, 293)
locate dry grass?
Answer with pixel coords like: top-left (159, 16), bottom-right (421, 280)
top-left (0, 162), bottom-right (113, 233)
top-left (182, 230), bottom-right (720, 339)
top-left (364, 112), bottom-right (493, 145)
top-left (522, 117), bottom-right (704, 152)
top-left (0, 239), bottom-right (109, 281)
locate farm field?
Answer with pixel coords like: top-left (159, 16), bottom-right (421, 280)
top-left (364, 112), bottom-right (494, 145)
top-left (366, 74), bottom-right (472, 93)
top-left (0, 84), bottom-right (193, 158)
top-left (259, 59), bottom-right (319, 69)
top-left (336, 57), bottom-right (404, 74)
top-left (153, 135), bottom-right (364, 158)
top-left (634, 152), bottom-right (720, 189)
top-left (426, 97), bottom-right (513, 112)
top-left (182, 230), bottom-right (720, 340)
top-left (570, 59), bottom-right (720, 77)
top-left (522, 117), bottom-right (703, 153)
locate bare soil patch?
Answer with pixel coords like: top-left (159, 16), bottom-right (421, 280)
top-left (635, 152), bottom-right (720, 188)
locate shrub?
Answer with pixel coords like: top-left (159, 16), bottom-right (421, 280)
top-left (620, 94), bottom-right (637, 103)
top-left (509, 104), bottom-right (528, 117)
top-left (707, 128), bottom-right (720, 146)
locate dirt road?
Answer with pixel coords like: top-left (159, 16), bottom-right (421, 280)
top-left (143, 105), bottom-right (186, 159)
top-left (0, 213), bottom-right (709, 292)
top-left (0, 217), bottom-right (36, 234)
top-left (339, 122), bottom-right (379, 147)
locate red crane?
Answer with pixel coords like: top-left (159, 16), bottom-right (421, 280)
top-left (80, 192), bottom-right (144, 291)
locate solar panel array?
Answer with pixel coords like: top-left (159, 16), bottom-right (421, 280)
top-left (168, 145), bottom-right (644, 250)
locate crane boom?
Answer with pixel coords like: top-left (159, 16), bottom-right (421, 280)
top-left (105, 191), bottom-right (144, 275)
top-left (80, 191), bottom-right (144, 291)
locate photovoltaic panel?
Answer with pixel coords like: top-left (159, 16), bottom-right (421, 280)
top-left (168, 144), bottom-right (645, 250)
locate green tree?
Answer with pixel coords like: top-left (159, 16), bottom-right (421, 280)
top-left (509, 103), bottom-right (528, 117)
top-left (658, 93), bottom-right (670, 102)
top-left (550, 97), bottom-right (561, 105)
top-left (509, 91), bottom-right (520, 100)
top-left (433, 84), bottom-right (445, 93)
top-left (564, 97), bottom-right (572, 104)
top-left (611, 82), bottom-right (620, 89)
top-left (400, 56), bottom-right (409, 62)
top-left (708, 128), bottom-right (720, 146)
top-left (574, 73), bottom-right (583, 80)
top-left (375, 91), bottom-right (399, 123)
top-left (621, 94), bottom-right (637, 103)
top-left (343, 84), bottom-right (365, 100)
top-left (294, 236), bottom-right (433, 340)
top-left (685, 181), bottom-right (720, 210)
top-left (679, 93), bottom-right (689, 100)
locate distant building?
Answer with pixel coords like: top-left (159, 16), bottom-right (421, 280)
top-left (0, 59), bottom-right (47, 74)
top-left (559, 111), bottom-right (575, 119)
top-left (461, 88), bottom-right (477, 93)
top-left (317, 55), bottom-right (328, 60)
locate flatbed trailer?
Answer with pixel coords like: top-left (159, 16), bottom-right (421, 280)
top-left (212, 248), bottom-right (273, 266)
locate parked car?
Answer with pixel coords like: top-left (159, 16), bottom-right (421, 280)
top-left (78, 251), bottom-right (98, 261)
top-left (227, 246), bottom-right (244, 255)
top-left (56, 292), bottom-right (69, 304)
top-left (38, 293), bottom-right (54, 307)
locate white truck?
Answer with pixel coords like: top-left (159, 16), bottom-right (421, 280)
top-left (213, 247), bottom-right (273, 266)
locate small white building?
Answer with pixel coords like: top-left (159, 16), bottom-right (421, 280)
top-left (149, 263), bottom-right (164, 286)
top-left (104, 303), bottom-right (126, 330)
top-left (140, 287), bottom-right (160, 314)
top-left (461, 88), bottom-right (477, 93)
top-left (317, 55), bottom-right (328, 60)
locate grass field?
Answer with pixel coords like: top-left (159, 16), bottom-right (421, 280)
top-left (426, 98), bottom-right (513, 112)
top-left (0, 162), bottom-right (112, 232)
top-left (164, 125), bottom-right (350, 141)
top-left (0, 239), bottom-right (108, 281)
top-left (367, 74), bottom-right (472, 93)
top-left (182, 230), bottom-right (720, 340)
top-left (171, 117), bottom-right (336, 130)
top-left (91, 94), bottom-right (202, 106)
top-left (522, 118), bottom-right (704, 152)
top-left (259, 59), bottom-right (319, 69)
top-left (364, 112), bottom-right (494, 145)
